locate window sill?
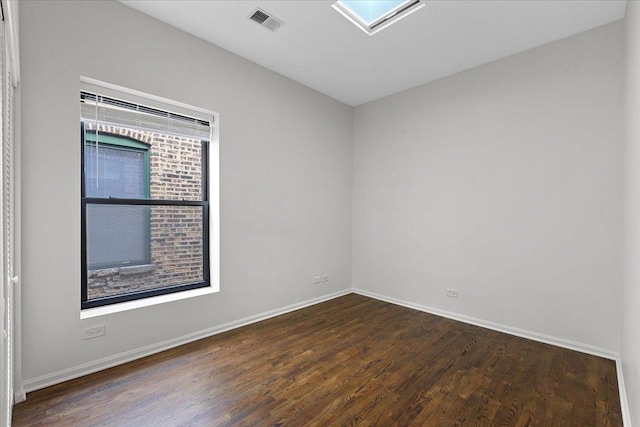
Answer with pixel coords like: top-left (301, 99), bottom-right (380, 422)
top-left (119, 264), bottom-right (156, 276)
top-left (80, 286), bottom-right (217, 319)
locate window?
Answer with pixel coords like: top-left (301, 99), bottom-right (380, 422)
top-left (332, 0), bottom-right (425, 35)
top-left (80, 80), bottom-right (218, 309)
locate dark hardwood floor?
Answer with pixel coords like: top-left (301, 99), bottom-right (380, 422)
top-left (12, 294), bottom-right (622, 426)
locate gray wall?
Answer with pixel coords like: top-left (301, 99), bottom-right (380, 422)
top-left (623, 1), bottom-right (640, 424)
top-left (352, 22), bottom-right (623, 352)
top-left (19, 1), bottom-right (352, 384)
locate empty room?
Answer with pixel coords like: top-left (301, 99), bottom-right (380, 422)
top-left (0, 0), bottom-right (639, 425)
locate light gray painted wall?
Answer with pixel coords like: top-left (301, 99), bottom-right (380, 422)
top-left (623, 1), bottom-right (640, 424)
top-left (352, 22), bottom-right (623, 352)
top-left (19, 1), bottom-right (352, 382)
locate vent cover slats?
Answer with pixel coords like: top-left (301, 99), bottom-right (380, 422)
top-left (248, 8), bottom-right (284, 32)
top-left (250, 10), bottom-right (269, 24)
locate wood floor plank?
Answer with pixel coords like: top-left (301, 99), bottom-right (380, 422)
top-left (12, 294), bottom-right (622, 426)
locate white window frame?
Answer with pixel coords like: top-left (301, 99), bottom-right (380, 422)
top-left (331, 0), bottom-right (425, 36)
top-left (79, 77), bottom-right (220, 317)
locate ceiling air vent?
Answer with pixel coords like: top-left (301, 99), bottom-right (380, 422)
top-left (248, 8), bottom-right (284, 32)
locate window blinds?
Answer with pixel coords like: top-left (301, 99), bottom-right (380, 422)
top-left (0, 18), bottom-right (17, 427)
top-left (0, 21), bottom-right (7, 427)
top-left (80, 91), bottom-right (212, 141)
top-left (2, 52), bottom-right (15, 427)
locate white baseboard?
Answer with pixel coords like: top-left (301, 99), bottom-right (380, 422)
top-left (352, 288), bottom-right (617, 360)
top-left (352, 287), bottom-right (632, 425)
top-left (616, 356), bottom-right (632, 427)
top-left (19, 289), bottom-right (351, 396)
top-left (13, 388), bottom-right (25, 404)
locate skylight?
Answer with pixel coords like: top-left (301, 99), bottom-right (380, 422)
top-left (332, 0), bottom-right (425, 36)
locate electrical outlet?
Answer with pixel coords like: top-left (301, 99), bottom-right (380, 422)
top-left (321, 274), bottom-right (329, 282)
top-left (313, 276), bottom-right (322, 284)
top-left (84, 325), bottom-right (106, 340)
top-left (446, 289), bottom-right (458, 298)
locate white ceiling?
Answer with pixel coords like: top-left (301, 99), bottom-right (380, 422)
top-left (120, 0), bottom-right (627, 106)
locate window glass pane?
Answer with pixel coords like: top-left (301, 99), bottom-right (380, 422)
top-left (83, 126), bottom-right (203, 201)
top-left (87, 205), bottom-right (150, 268)
top-left (86, 204), bottom-right (204, 301)
top-left (338, 0), bottom-right (408, 24)
top-left (85, 145), bottom-right (146, 199)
